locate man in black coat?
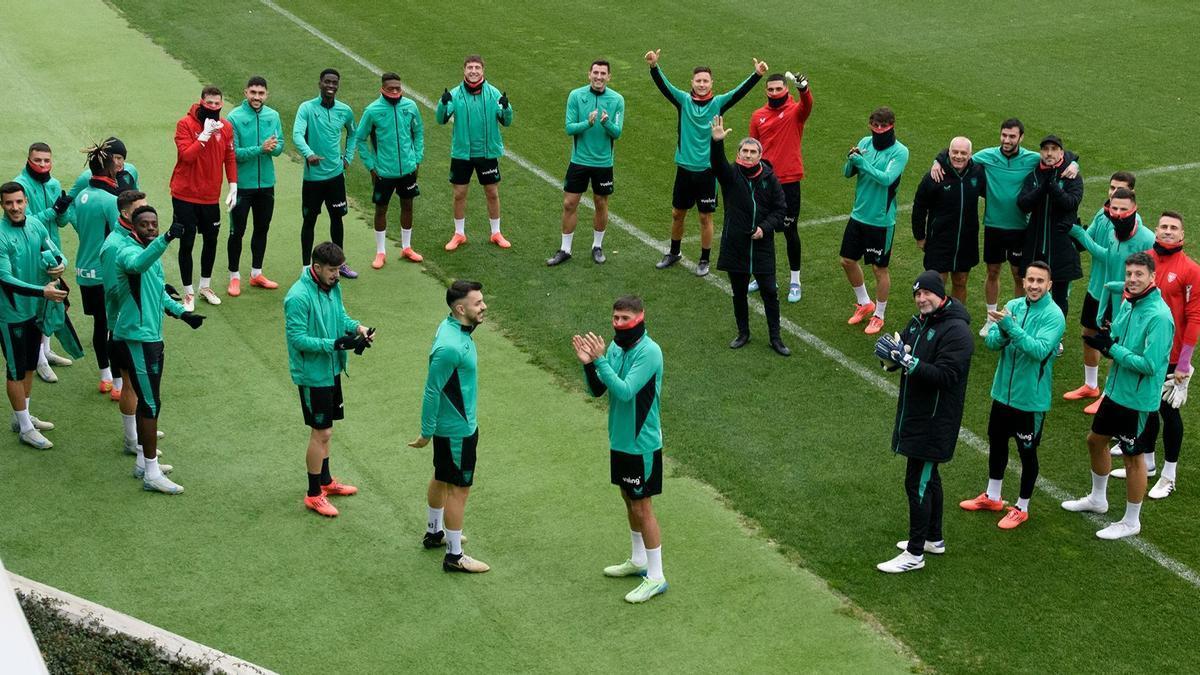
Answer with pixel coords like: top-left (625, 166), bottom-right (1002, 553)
top-left (710, 116), bottom-right (789, 356)
top-left (912, 136), bottom-right (987, 304)
top-left (874, 270), bottom-right (975, 573)
top-left (1017, 135), bottom-right (1084, 317)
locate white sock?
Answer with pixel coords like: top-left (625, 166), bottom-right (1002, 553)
top-left (100, 367), bottom-right (113, 382)
top-left (183, 284), bottom-right (195, 296)
top-left (874, 300), bottom-right (888, 319)
top-left (1084, 365), bottom-right (1099, 389)
top-left (630, 530), bottom-right (648, 566)
top-left (24, 397), bottom-right (31, 417)
top-left (251, 268), bottom-right (263, 278)
top-left (122, 414), bottom-right (137, 443)
top-left (112, 377), bottom-right (123, 391)
top-left (1122, 501), bottom-right (1142, 526)
top-left (401, 228), bottom-right (412, 249)
top-left (144, 457), bottom-right (162, 480)
top-left (375, 230), bottom-right (387, 254)
top-left (1016, 497), bottom-right (1030, 512)
top-left (593, 229), bottom-right (606, 249)
top-left (986, 303), bottom-right (998, 315)
top-left (852, 284), bottom-right (870, 305)
top-left (229, 271), bottom-right (241, 281)
top-left (986, 478), bottom-right (1003, 502)
top-left (453, 218), bottom-right (466, 236)
top-left (1145, 452), bottom-right (1157, 473)
top-left (790, 270), bottom-right (800, 285)
top-left (199, 277), bottom-right (211, 290)
top-left (426, 506), bottom-right (444, 534)
top-left (1163, 461), bottom-right (1178, 481)
top-left (37, 339), bottom-right (48, 367)
top-left (561, 232), bottom-right (574, 254)
top-left (489, 218), bottom-right (501, 235)
top-left (135, 448), bottom-right (146, 470)
top-left (15, 409), bottom-right (33, 434)
top-left (446, 528), bottom-right (463, 555)
top-left (1090, 470), bottom-right (1109, 502)
top-left (646, 546), bottom-right (664, 581)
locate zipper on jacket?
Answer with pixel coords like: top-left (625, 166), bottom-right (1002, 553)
top-left (392, 104), bottom-right (402, 174)
top-left (255, 107), bottom-right (262, 188)
top-left (954, 175), bottom-right (964, 269)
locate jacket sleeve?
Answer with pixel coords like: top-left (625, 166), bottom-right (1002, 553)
top-left (854, 145), bottom-right (909, 186)
top-left (759, 176), bottom-right (786, 236)
top-left (435, 89), bottom-right (454, 124)
top-left (717, 72), bottom-right (762, 113)
top-left (420, 346), bottom-right (456, 437)
top-left (911, 173), bottom-right (933, 240)
top-left (232, 118), bottom-right (260, 162)
top-left (270, 113), bottom-right (286, 156)
top-left (843, 156), bottom-right (858, 178)
top-left (565, 92), bottom-right (589, 136)
top-left (710, 138), bottom-right (732, 186)
top-left (496, 86), bottom-right (514, 127)
top-left (163, 291), bottom-right (186, 318)
top-left (342, 109), bottom-right (358, 165)
top-left (602, 95), bottom-right (624, 140)
top-left (907, 323), bottom-right (973, 389)
top-left (116, 234), bottom-right (170, 275)
top-left (223, 122), bottom-right (238, 182)
top-left (583, 362), bottom-right (608, 397)
top-left (412, 107), bottom-right (425, 165)
top-left (593, 345), bottom-right (661, 402)
top-left (1016, 170), bottom-right (1043, 213)
top-left (1110, 313), bottom-right (1175, 375)
top-left (650, 67), bottom-right (686, 107)
top-left (174, 117), bottom-right (206, 164)
top-left (355, 110), bottom-right (376, 172)
top-left (795, 87), bottom-right (813, 124)
top-left (341, 305), bottom-right (360, 335)
top-left (1183, 266), bottom-right (1200, 349)
top-left (284, 294), bottom-right (335, 355)
top-left (292, 105), bottom-right (315, 159)
top-left (1000, 307), bottom-right (1064, 361)
top-left (0, 248), bottom-right (45, 297)
top-left (983, 321), bottom-right (1009, 351)
top-left (1049, 174), bottom-right (1084, 217)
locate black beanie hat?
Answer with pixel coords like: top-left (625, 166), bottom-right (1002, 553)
top-left (912, 270), bottom-right (946, 300)
top-left (104, 137), bottom-right (128, 159)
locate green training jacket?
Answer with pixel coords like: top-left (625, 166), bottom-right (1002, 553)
top-left (104, 228), bottom-right (185, 342)
top-left (67, 164), bottom-right (141, 198)
top-left (284, 269), bottom-right (360, 387)
top-left (0, 214), bottom-right (64, 325)
top-left (843, 136), bottom-right (909, 228)
top-left (12, 167), bottom-right (68, 248)
top-left (71, 179), bottom-right (121, 287)
top-left (421, 315), bottom-right (479, 439)
top-left (435, 81), bottom-right (513, 160)
top-left (1074, 210), bottom-right (1151, 317)
top-left (1104, 287), bottom-right (1175, 412)
top-left (584, 333), bottom-right (664, 454)
top-left (565, 85), bottom-right (625, 168)
top-left (971, 146), bottom-right (1039, 231)
top-left (228, 100), bottom-right (286, 190)
top-left (292, 97), bottom-right (357, 182)
top-left (650, 67), bottom-right (759, 172)
top-left (985, 293), bottom-right (1066, 412)
top-left (355, 95), bottom-right (424, 179)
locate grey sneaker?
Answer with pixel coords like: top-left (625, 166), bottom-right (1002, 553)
top-left (19, 429), bottom-right (53, 450)
top-left (11, 414), bottom-right (54, 432)
top-left (592, 247), bottom-right (606, 264)
top-left (143, 474), bottom-right (184, 494)
top-left (695, 260), bottom-right (710, 277)
top-left (546, 250), bottom-right (572, 266)
top-left (655, 253), bottom-right (681, 269)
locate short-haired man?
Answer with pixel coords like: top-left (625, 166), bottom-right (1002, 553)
top-left (409, 280), bottom-right (489, 573)
top-left (226, 75), bottom-right (284, 296)
top-left (170, 85), bottom-right (238, 311)
top-left (0, 182), bottom-right (69, 449)
top-left (841, 106), bottom-right (910, 335)
top-left (547, 59), bottom-right (625, 267)
top-left (356, 71), bottom-right (425, 269)
top-left (875, 271), bottom-right (973, 573)
top-left (1017, 135), bottom-right (1084, 318)
top-left (748, 70), bottom-right (812, 302)
top-left (961, 261), bottom-right (1064, 528)
top-left (646, 48), bottom-right (766, 276)
top-left (573, 295), bottom-right (669, 603)
top-left (912, 136), bottom-right (986, 303)
top-left (1062, 252), bottom-right (1173, 540)
top-left (109, 206), bottom-right (206, 493)
top-left (1067, 185), bottom-right (1154, 416)
top-left (13, 142), bottom-right (75, 379)
top-left (285, 242), bottom-right (374, 517)
top-left (1144, 211), bottom-right (1200, 499)
top-left (436, 55), bottom-right (513, 252)
top-left (293, 69), bottom-right (358, 277)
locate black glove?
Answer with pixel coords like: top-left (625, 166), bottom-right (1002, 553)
top-left (180, 311), bottom-right (205, 329)
top-left (498, 91), bottom-right (509, 109)
top-left (165, 221), bottom-right (185, 242)
top-left (351, 327), bottom-right (375, 355)
top-left (333, 334), bottom-right (358, 350)
top-left (164, 283), bottom-right (181, 301)
top-left (440, 88), bottom-right (452, 105)
top-left (52, 193), bottom-right (73, 215)
top-left (1083, 332), bottom-right (1115, 356)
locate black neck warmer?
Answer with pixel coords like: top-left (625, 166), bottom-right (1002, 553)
top-left (871, 128), bottom-right (896, 151)
top-left (614, 321), bottom-right (646, 350)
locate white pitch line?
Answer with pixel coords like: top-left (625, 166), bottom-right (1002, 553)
top-left (262, 0), bottom-right (1200, 589)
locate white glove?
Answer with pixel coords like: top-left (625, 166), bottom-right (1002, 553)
top-left (225, 183), bottom-right (238, 211)
top-left (1168, 373), bottom-right (1191, 409)
top-left (1163, 377), bottom-right (1175, 401)
top-left (784, 71), bottom-right (809, 90)
top-left (784, 71), bottom-right (796, 84)
top-left (198, 118), bottom-right (221, 142)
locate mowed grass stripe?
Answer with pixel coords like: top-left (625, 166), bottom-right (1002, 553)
top-left (0, 1), bottom-right (914, 672)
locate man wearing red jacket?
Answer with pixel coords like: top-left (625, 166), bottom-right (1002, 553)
top-left (170, 86), bottom-right (238, 312)
top-left (1143, 211), bottom-right (1200, 499)
top-left (748, 71), bottom-right (812, 303)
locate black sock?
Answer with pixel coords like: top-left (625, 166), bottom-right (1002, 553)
top-left (700, 247), bottom-right (711, 262)
top-left (307, 473), bottom-right (322, 497)
top-left (445, 552), bottom-right (462, 562)
top-left (320, 457), bottom-right (332, 485)
top-left (669, 239), bottom-right (681, 256)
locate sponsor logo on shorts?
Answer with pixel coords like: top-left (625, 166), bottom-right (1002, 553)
top-left (1016, 431), bottom-right (1034, 442)
top-left (622, 476), bottom-right (642, 487)
top-left (1117, 434), bottom-right (1136, 449)
top-left (211, 221), bottom-right (221, 228)
top-left (599, 181), bottom-right (613, 188)
top-left (783, 216), bottom-right (796, 227)
top-left (700, 197), bottom-right (717, 205)
top-left (480, 168), bottom-right (498, 176)
top-left (331, 200), bottom-right (347, 209)
top-left (866, 247), bottom-right (884, 256)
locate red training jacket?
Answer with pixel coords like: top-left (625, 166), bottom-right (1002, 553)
top-left (1148, 244), bottom-right (1200, 364)
top-left (169, 103), bottom-right (237, 204)
top-left (748, 88), bottom-right (813, 184)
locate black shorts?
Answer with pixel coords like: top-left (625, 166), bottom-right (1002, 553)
top-left (839, 218), bottom-right (893, 267)
top-left (1, 318), bottom-right (42, 381)
top-left (171, 197), bottom-right (222, 236)
top-left (671, 166), bottom-right (717, 213)
top-left (1092, 397), bottom-right (1159, 456)
top-left (302, 174), bottom-right (348, 217)
top-left (449, 158), bottom-right (501, 186)
top-left (298, 376), bottom-right (344, 430)
top-left (610, 449), bottom-right (663, 500)
top-left (988, 401), bottom-right (1045, 451)
top-left (563, 162), bottom-right (614, 196)
top-left (1080, 292), bottom-right (1113, 331)
top-left (433, 428), bottom-right (479, 487)
top-left (107, 331), bottom-right (131, 374)
top-left (120, 340), bottom-right (165, 419)
top-left (779, 182), bottom-right (802, 230)
top-left (372, 171), bottom-right (420, 203)
top-left (79, 284), bottom-right (106, 317)
top-left (983, 227), bottom-right (1025, 267)
top-left (924, 242), bottom-right (979, 274)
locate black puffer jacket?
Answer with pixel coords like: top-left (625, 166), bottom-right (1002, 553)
top-left (890, 298), bottom-right (975, 462)
top-left (711, 138), bottom-right (786, 275)
top-left (1017, 153), bottom-right (1084, 280)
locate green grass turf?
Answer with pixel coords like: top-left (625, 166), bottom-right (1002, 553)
top-left (0, 1), bottom-right (917, 672)
top-left (90, 0), bottom-right (1200, 672)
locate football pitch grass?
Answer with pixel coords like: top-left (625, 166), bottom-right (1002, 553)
top-left (5, 0), bottom-right (1200, 671)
